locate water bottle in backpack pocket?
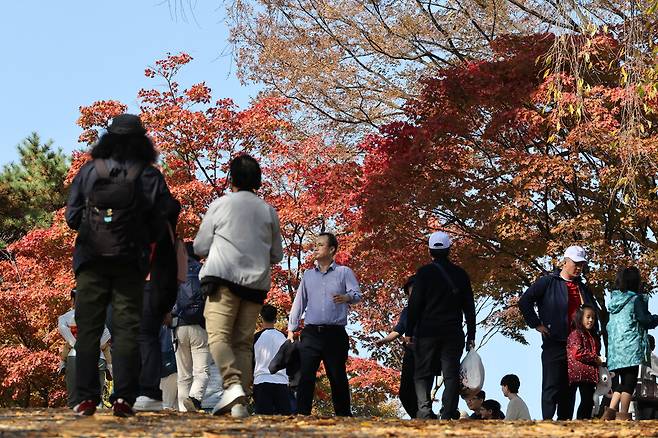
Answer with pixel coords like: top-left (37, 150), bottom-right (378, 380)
top-left (79, 159), bottom-right (145, 258)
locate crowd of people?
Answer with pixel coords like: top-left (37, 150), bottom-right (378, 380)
top-left (59, 113), bottom-right (658, 420)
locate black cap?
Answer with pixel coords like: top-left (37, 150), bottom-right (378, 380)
top-left (107, 114), bottom-right (146, 135)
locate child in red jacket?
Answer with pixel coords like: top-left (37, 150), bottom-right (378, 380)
top-left (567, 304), bottom-right (603, 419)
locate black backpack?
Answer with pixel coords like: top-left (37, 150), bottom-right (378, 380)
top-left (79, 159), bottom-right (145, 259)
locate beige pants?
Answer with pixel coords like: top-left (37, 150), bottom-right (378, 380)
top-left (175, 324), bottom-right (210, 408)
top-left (204, 285), bottom-right (261, 394)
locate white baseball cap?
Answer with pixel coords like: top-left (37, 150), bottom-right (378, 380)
top-left (563, 245), bottom-right (587, 263)
top-left (428, 231), bottom-right (452, 249)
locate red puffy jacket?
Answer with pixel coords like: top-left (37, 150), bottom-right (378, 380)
top-left (567, 329), bottom-right (600, 385)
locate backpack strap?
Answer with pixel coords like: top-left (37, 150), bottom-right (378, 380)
top-left (125, 163), bottom-right (144, 181)
top-left (432, 261), bottom-right (460, 295)
top-left (94, 159), bottom-right (111, 179)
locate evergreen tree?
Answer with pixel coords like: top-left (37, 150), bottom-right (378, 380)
top-left (0, 133), bottom-right (68, 247)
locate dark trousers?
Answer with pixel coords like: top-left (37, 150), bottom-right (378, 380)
top-left (573, 383), bottom-right (595, 419)
top-left (254, 383), bottom-right (292, 415)
top-left (400, 347), bottom-right (418, 419)
top-left (414, 334), bottom-right (464, 420)
top-left (297, 325), bottom-right (351, 416)
top-left (637, 401), bottom-right (658, 420)
top-left (137, 282), bottom-right (163, 401)
top-left (541, 338), bottom-right (575, 420)
top-left (75, 261), bottom-right (144, 405)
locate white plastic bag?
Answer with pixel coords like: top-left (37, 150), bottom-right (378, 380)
top-left (459, 350), bottom-right (485, 395)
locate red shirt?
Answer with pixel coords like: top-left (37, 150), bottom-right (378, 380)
top-left (566, 280), bottom-right (582, 331)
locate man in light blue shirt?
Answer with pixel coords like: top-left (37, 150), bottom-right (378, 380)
top-left (287, 232), bottom-right (362, 416)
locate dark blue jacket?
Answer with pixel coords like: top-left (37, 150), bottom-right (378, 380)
top-left (172, 257), bottom-right (205, 327)
top-left (518, 271), bottom-right (597, 342)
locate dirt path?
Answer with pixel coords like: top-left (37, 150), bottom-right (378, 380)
top-left (0, 409), bottom-right (656, 437)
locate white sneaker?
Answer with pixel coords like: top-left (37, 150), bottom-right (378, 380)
top-left (230, 404), bottom-right (249, 418)
top-left (212, 384), bottom-right (246, 416)
top-left (132, 396), bottom-right (163, 412)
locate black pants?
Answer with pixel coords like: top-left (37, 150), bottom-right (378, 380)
top-left (541, 338), bottom-right (575, 420)
top-left (74, 261), bottom-right (144, 405)
top-left (414, 334), bottom-right (464, 420)
top-left (573, 382), bottom-right (595, 419)
top-left (400, 347), bottom-right (418, 419)
top-left (297, 325), bottom-right (351, 416)
top-left (254, 383), bottom-right (292, 415)
top-left (637, 400), bottom-right (658, 420)
top-left (612, 366), bottom-right (639, 394)
top-left (137, 281), bottom-right (163, 401)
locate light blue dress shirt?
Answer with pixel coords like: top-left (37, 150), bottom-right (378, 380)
top-left (288, 261), bottom-right (362, 331)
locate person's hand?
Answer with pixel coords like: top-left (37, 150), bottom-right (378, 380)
top-left (535, 324), bottom-right (550, 337)
top-left (374, 338), bottom-right (386, 347)
top-left (287, 330), bottom-right (295, 342)
top-left (333, 294), bottom-right (351, 304)
top-left (466, 340), bottom-right (476, 351)
top-left (163, 312), bottom-right (173, 327)
top-left (403, 336), bottom-right (414, 347)
top-left (596, 356), bottom-right (604, 366)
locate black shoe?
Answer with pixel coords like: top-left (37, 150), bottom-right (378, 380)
top-left (183, 396), bottom-right (202, 412)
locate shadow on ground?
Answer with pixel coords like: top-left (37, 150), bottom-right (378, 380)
top-left (0, 409), bottom-right (656, 437)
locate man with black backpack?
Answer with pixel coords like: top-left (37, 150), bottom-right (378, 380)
top-left (406, 231), bottom-right (476, 420)
top-left (172, 242), bottom-right (210, 412)
top-left (65, 114), bottom-right (175, 417)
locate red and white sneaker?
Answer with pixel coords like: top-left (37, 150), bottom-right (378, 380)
top-left (112, 398), bottom-right (135, 418)
top-left (72, 399), bottom-right (96, 416)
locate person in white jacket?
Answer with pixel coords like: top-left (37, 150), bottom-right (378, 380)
top-left (58, 288), bottom-right (112, 408)
top-left (194, 155), bottom-right (283, 418)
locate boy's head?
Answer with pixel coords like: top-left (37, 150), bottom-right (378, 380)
top-left (465, 390), bottom-right (485, 412)
top-left (500, 374), bottom-right (521, 397)
top-left (479, 399), bottom-right (501, 420)
top-left (260, 304), bottom-right (277, 324)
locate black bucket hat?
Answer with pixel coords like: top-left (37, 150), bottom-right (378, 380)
top-left (107, 114), bottom-right (146, 135)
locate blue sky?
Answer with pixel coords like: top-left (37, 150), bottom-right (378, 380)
top-left (3, 0), bottom-right (657, 421)
top-left (1, 1), bottom-right (255, 164)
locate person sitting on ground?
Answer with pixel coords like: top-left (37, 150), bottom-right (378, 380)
top-left (480, 399), bottom-right (505, 419)
top-left (500, 374), bottom-right (531, 420)
top-left (464, 390), bottom-right (485, 419)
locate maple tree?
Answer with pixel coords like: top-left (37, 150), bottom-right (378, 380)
top-left (224, 0), bottom-right (648, 133)
top-left (354, 31), bottom-right (658, 351)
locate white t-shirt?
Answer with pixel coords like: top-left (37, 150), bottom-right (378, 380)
top-left (58, 309), bottom-right (111, 358)
top-left (253, 328), bottom-right (288, 385)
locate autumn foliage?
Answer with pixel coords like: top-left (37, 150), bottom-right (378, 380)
top-left (2, 29), bottom-right (658, 412)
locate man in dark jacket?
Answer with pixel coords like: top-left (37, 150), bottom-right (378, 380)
top-left (518, 245), bottom-right (597, 420)
top-left (65, 114), bottom-right (175, 417)
top-left (406, 231), bottom-right (476, 420)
